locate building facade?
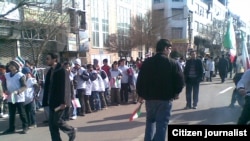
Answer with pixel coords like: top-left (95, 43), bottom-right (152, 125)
top-left (152, 0), bottom-right (228, 57)
top-left (87, 0), bottom-right (152, 65)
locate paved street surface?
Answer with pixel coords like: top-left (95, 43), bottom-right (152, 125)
top-left (0, 75), bottom-right (243, 141)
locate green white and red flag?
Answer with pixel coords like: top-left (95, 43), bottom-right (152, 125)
top-left (129, 102), bottom-right (143, 121)
top-left (240, 32), bottom-right (250, 71)
top-left (223, 17), bottom-right (237, 63)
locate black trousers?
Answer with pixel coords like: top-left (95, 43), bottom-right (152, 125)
top-left (237, 96), bottom-right (250, 125)
top-left (76, 89), bottom-right (86, 115)
top-left (24, 101), bottom-right (36, 125)
top-left (8, 102), bottom-right (28, 130)
top-left (120, 83), bottom-right (129, 102)
top-left (49, 108), bottom-right (75, 141)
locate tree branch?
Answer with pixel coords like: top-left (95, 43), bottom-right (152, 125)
top-left (0, 1), bottom-right (28, 18)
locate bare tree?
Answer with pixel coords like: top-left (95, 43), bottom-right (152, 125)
top-left (130, 10), bottom-right (166, 53)
top-left (1, 1), bottom-right (72, 66)
top-left (105, 10), bottom-right (166, 56)
top-left (204, 18), bottom-right (226, 56)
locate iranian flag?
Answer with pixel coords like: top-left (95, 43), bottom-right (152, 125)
top-left (129, 102), bottom-right (143, 121)
top-left (240, 32), bottom-right (250, 71)
top-left (223, 17), bottom-right (237, 63)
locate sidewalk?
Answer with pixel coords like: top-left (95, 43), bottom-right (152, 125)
top-left (0, 102), bottom-right (146, 141)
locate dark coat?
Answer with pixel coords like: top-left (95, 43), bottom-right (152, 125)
top-left (183, 58), bottom-right (204, 83)
top-left (42, 63), bottom-right (71, 110)
top-left (218, 57), bottom-right (229, 73)
top-left (136, 53), bottom-right (185, 101)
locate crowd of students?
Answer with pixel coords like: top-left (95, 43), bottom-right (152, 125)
top-left (0, 57), bottom-right (143, 131)
top-left (59, 58), bottom-right (142, 120)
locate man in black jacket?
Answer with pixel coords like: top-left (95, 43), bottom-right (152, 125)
top-left (42, 53), bottom-right (76, 141)
top-left (136, 39), bottom-right (185, 141)
top-left (183, 51), bottom-right (203, 109)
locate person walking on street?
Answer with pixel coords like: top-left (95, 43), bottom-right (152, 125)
top-left (236, 68), bottom-right (250, 124)
top-left (42, 53), bottom-right (76, 141)
top-left (22, 67), bottom-right (39, 128)
top-left (136, 39), bottom-right (185, 141)
top-left (183, 50), bottom-right (204, 109)
top-left (2, 60), bottom-right (29, 134)
top-left (228, 67), bottom-right (245, 108)
top-left (218, 54), bottom-right (229, 83)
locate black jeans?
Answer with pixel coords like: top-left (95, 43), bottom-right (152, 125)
top-left (120, 83), bottom-right (129, 103)
top-left (185, 78), bottom-right (200, 108)
top-left (8, 102), bottom-right (28, 130)
top-left (49, 108), bottom-right (75, 141)
top-left (76, 89), bottom-right (86, 115)
top-left (24, 101), bottom-right (36, 125)
top-left (237, 96), bottom-right (250, 125)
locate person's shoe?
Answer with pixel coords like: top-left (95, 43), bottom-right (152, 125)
top-left (29, 124), bottom-right (37, 129)
top-left (2, 114), bottom-right (8, 118)
top-left (192, 106), bottom-right (197, 109)
top-left (21, 128), bottom-right (29, 134)
top-left (184, 106), bottom-right (191, 110)
top-left (70, 116), bottom-right (77, 120)
top-left (69, 128), bottom-right (77, 141)
top-left (102, 107), bottom-right (108, 110)
top-left (2, 129), bottom-right (15, 134)
top-left (0, 113), bottom-right (8, 118)
top-left (86, 111), bottom-right (92, 114)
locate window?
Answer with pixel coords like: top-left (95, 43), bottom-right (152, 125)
top-left (79, 11), bottom-right (86, 30)
top-left (172, 0), bottom-right (183, 2)
top-left (102, 0), bottom-right (109, 47)
top-left (171, 27), bottom-right (183, 39)
top-left (69, 9), bottom-right (77, 33)
top-left (117, 6), bottom-right (131, 49)
top-left (172, 8), bottom-right (183, 20)
top-left (199, 6), bottom-right (204, 17)
top-left (195, 3), bottom-right (199, 15)
top-left (199, 23), bottom-right (203, 33)
top-left (91, 0), bottom-right (99, 47)
top-left (21, 29), bottom-right (55, 40)
top-left (203, 25), bottom-right (208, 34)
top-left (153, 0), bottom-right (164, 4)
top-left (194, 21), bottom-right (199, 31)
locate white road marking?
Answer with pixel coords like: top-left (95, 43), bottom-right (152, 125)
top-left (169, 114), bottom-right (182, 124)
top-left (217, 87), bottom-right (233, 95)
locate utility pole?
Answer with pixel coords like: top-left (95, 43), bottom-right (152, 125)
top-left (187, 10), bottom-right (193, 56)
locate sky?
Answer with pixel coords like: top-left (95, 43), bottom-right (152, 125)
top-left (227, 0), bottom-right (250, 21)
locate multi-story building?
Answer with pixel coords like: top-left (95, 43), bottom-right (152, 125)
top-left (0, 0), bottom-right (152, 66)
top-left (87, 0), bottom-right (151, 65)
top-left (152, 0), bottom-right (228, 57)
top-left (0, 0), bottom-right (88, 67)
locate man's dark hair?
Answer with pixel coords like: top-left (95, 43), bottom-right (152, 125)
top-left (0, 64), bottom-right (5, 69)
top-left (156, 39), bottom-right (172, 52)
top-left (103, 59), bottom-right (108, 63)
top-left (63, 61), bottom-right (70, 66)
top-left (47, 53), bottom-right (58, 62)
top-left (86, 64), bottom-right (93, 69)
